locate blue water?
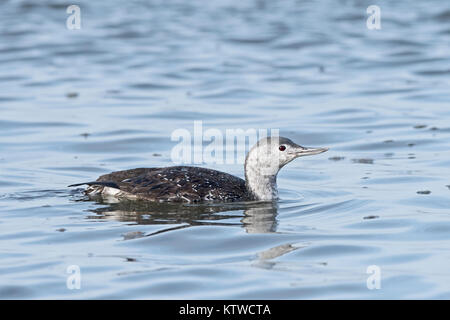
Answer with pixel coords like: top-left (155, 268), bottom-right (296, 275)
top-left (0, 0), bottom-right (449, 299)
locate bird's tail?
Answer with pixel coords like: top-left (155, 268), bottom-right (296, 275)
top-left (68, 181), bottom-right (120, 189)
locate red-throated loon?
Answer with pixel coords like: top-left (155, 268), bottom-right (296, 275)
top-left (68, 137), bottom-right (328, 203)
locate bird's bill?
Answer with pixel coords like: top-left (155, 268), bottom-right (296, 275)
top-left (294, 146), bottom-right (329, 157)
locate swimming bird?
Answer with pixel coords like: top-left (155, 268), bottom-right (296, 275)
top-left (68, 137), bottom-right (328, 203)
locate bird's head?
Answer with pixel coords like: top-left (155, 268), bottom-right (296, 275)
top-left (245, 136), bottom-right (329, 177)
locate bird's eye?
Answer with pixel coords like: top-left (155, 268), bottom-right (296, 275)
top-left (279, 145), bottom-right (286, 151)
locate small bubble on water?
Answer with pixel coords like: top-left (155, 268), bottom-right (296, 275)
top-left (352, 158), bottom-right (374, 164)
top-left (328, 156), bottom-right (345, 161)
top-left (66, 92), bottom-right (79, 98)
top-left (125, 257), bottom-right (137, 262)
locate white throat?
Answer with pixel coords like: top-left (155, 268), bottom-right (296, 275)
top-left (245, 170), bottom-right (278, 201)
top-left (244, 153), bottom-right (280, 201)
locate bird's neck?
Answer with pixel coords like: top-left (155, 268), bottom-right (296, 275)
top-left (244, 164), bottom-right (278, 201)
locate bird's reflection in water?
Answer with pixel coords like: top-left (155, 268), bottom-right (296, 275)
top-left (86, 198), bottom-right (278, 234)
top-left (85, 198), bottom-right (301, 268)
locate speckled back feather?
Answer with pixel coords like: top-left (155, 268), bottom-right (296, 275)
top-left (91, 166), bottom-right (254, 203)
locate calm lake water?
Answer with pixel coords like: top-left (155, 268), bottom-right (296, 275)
top-left (0, 0), bottom-right (449, 299)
